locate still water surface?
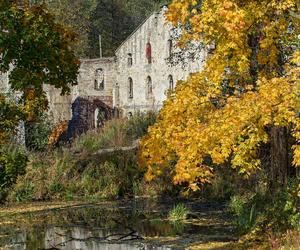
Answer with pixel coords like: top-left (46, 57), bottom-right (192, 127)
top-left (1, 200), bottom-right (203, 250)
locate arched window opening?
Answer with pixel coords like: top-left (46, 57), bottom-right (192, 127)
top-left (146, 76), bottom-right (152, 98)
top-left (127, 53), bottom-right (133, 67)
top-left (167, 39), bottom-right (173, 58)
top-left (128, 77), bottom-right (133, 99)
top-left (94, 108), bottom-right (99, 128)
top-left (168, 75), bottom-right (174, 91)
top-left (94, 68), bottom-right (104, 90)
top-left (94, 108), bottom-right (105, 128)
top-left (146, 42), bottom-right (152, 64)
top-left (115, 83), bottom-right (120, 99)
top-left (113, 83), bottom-right (120, 108)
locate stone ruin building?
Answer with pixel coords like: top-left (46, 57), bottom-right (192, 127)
top-left (0, 6), bottom-right (208, 139)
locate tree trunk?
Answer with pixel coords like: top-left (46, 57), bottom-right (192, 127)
top-left (269, 126), bottom-right (294, 192)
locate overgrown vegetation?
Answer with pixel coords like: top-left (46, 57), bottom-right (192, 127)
top-left (1, 0), bottom-right (300, 248)
top-left (0, 145), bottom-right (27, 201)
top-left (8, 113), bottom-right (177, 202)
top-left (74, 112), bottom-right (156, 153)
top-left (229, 178), bottom-right (300, 235)
top-left (25, 114), bottom-right (53, 151)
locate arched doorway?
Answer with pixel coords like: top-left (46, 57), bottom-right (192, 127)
top-left (94, 108), bottom-right (99, 128)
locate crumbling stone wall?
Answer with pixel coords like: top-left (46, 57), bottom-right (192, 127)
top-left (67, 96), bottom-right (112, 140)
top-left (76, 58), bottom-right (116, 107)
top-left (44, 85), bottom-right (73, 124)
top-left (45, 57), bottom-right (116, 124)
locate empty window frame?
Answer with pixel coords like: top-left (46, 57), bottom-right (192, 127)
top-left (146, 42), bottom-right (152, 64)
top-left (128, 77), bottom-right (133, 99)
top-left (168, 75), bottom-right (174, 91)
top-left (94, 68), bottom-right (104, 90)
top-left (146, 76), bottom-right (152, 98)
top-left (127, 53), bottom-right (133, 67)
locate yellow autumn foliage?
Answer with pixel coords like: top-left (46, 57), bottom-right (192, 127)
top-left (140, 0), bottom-right (300, 190)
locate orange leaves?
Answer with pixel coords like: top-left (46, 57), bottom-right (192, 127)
top-left (48, 121), bottom-right (68, 146)
top-left (139, 0), bottom-right (300, 190)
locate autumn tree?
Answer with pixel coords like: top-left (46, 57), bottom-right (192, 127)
top-left (140, 0), bottom-right (300, 191)
top-left (0, 0), bottom-right (79, 130)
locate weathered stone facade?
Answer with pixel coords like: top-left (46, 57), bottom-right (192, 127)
top-left (43, 57), bottom-right (116, 125)
top-left (0, 7), bottom-right (207, 137)
top-left (67, 7), bottom-right (206, 118)
top-left (114, 7), bottom-right (206, 115)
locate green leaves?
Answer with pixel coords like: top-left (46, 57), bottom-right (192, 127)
top-left (0, 0), bottom-right (79, 98)
top-left (0, 94), bottom-right (24, 144)
top-left (0, 1), bottom-right (79, 139)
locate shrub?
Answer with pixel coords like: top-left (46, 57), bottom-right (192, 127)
top-left (229, 177), bottom-right (300, 236)
top-left (11, 183), bottom-right (35, 202)
top-left (81, 161), bottom-right (122, 198)
top-left (267, 178), bottom-right (300, 232)
top-left (229, 193), bottom-right (262, 233)
top-left (48, 182), bottom-right (65, 194)
top-left (168, 204), bottom-right (190, 221)
top-left (125, 112), bottom-right (156, 140)
top-left (0, 144), bottom-right (28, 201)
top-left (25, 113), bottom-right (53, 151)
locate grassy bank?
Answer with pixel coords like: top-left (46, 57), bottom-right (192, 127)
top-left (6, 113), bottom-right (176, 203)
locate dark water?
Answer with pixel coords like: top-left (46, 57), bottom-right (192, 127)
top-left (0, 200), bottom-right (206, 250)
top-left (0, 200), bottom-right (234, 250)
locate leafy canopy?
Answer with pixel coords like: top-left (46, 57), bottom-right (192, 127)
top-left (140, 0), bottom-right (300, 190)
top-left (0, 0), bottom-right (79, 121)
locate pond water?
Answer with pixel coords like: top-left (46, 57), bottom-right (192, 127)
top-left (0, 200), bottom-right (234, 250)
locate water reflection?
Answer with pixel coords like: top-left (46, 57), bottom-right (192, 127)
top-left (2, 201), bottom-right (189, 250)
top-left (5, 226), bottom-right (172, 250)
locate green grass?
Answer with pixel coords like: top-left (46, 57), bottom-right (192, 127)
top-left (73, 112), bottom-right (157, 153)
top-left (7, 113), bottom-right (165, 202)
top-left (168, 203), bottom-right (190, 221)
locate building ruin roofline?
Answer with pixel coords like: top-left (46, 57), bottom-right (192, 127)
top-left (115, 9), bottom-right (165, 54)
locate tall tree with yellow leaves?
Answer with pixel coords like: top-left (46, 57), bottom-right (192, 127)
top-left (140, 0), bottom-right (300, 192)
